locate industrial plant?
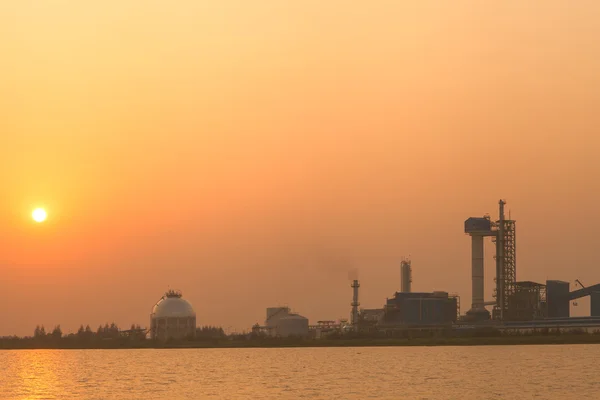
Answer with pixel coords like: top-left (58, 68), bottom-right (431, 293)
top-left (146, 199), bottom-right (600, 341)
top-left (252, 199), bottom-right (600, 338)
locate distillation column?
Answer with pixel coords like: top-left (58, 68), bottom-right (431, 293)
top-left (401, 260), bottom-right (412, 293)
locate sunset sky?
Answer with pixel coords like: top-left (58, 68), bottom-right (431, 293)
top-left (1, 1), bottom-right (599, 336)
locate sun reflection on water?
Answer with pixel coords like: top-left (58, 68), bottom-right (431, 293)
top-left (9, 350), bottom-right (68, 400)
top-left (1, 347), bottom-right (598, 399)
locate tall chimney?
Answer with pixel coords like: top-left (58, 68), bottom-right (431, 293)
top-left (351, 280), bottom-right (360, 327)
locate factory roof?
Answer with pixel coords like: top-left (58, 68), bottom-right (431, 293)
top-left (515, 281), bottom-right (545, 288)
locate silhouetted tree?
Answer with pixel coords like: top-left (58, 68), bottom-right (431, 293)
top-left (34, 325), bottom-right (44, 338)
top-left (34, 325), bottom-right (47, 338)
top-left (109, 323), bottom-right (119, 339)
top-left (74, 324), bottom-right (94, 343)
top-left (195, 326), bottom-right (227, 341)
top-left (51, 325), bottom-right (62, 339)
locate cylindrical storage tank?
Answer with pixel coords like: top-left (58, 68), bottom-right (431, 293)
top-left (150, 290), bottom-right (196, 341)
top-left (266, 307), bottom-right (290, 328)
top-left (275, 314), bottom-right (309, 337)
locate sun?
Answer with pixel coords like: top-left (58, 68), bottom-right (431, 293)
top-left (32, 208), bottom-right (47, 223)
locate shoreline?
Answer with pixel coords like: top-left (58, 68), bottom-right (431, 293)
top-left (2, 334), bottom-right (600, 350)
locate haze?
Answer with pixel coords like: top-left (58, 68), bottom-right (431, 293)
top-left (1, 1), bottom-right (599, 336)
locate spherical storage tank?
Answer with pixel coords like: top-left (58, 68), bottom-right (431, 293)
top-left (150, 290), bottom-right (196, 341)
top-left (275, 314), bottom-right (309, 338)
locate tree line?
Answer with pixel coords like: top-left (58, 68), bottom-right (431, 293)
top-left (31, 323), bottom-right (143, 339)
top-left (31, 323), bottom-right (146, 341)
top-left (0, 324), bottom-right (228, 349)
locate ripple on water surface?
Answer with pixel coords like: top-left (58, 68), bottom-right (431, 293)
top-left (0, 345), bottom-right (598, 399)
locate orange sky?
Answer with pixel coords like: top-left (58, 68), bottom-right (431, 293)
top-left (1, 1), bottom-right (599, 336)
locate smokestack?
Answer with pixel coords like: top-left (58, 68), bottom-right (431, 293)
top-left (401, 259), bottom-right (412, 293)
top-left (351, 280), bottom-right (360, 327)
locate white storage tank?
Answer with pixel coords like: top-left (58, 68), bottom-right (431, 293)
top-left (275, 314), bottom-right (309, 338)
top-left (150, 290), bottom-right (196, 341)
top-left (266, 307), bottom-right (291, 328)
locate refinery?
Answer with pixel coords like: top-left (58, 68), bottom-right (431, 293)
top-left (148, 199), bottom-right (600, 341)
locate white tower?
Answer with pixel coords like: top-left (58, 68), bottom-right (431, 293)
top-left (464, 217), bottom-right (495, 320)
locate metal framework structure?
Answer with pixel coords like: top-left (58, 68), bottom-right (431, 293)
top-left (492, 200), bottom-right (517, 320)
top-left (507, 281), bottom-right (547, 320)
top-left (450, 293), bottom-right (461, 320)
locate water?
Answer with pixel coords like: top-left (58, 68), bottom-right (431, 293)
top-left (1, 345), bottom-right (598, 399)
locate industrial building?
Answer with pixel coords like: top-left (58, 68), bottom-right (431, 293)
top-left (360, 309), bottom-right (384, 324)
top-left (150, 290), bottom-right (196, 341)
top-left (463, 199), bottom-right (600, 323)
top-left (382, 291), bottom-right (458, 326)
top-left (264, 307), bottom-right (309, 337)
top-left (348, 259), bottom-right (459, 329)
top-left (482, 278), bottom-right (600, 322)
top-left (542, 279), bottom-right (600, 319)
top-left (547, 280), bottom-right (570, 318)
top-left (381, 259), bottom-right (458, 326)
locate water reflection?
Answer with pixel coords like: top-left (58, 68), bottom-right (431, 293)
top-left (1, 346), bottom-right (598, 399)
top-left (12, 351), bottom-right (65, 399)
